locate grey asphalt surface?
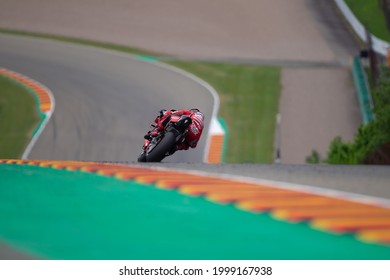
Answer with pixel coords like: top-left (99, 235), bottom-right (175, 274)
top-left (0, 33), bottom-right (389, 198)
top-left (278, 0), bottom-right (363, 163)
top-left (308, 0), bottom-right (362, 66)
top-left (0, 33), bottom-right (214, 163)
top-left (0, 34), bottom-right (216, 259)
top-left (0, 242), bottom-right (39, 260)
top-left (140, 163), bottom-right (390, 200)
top-left (1, 2), bottom-right (390, 259)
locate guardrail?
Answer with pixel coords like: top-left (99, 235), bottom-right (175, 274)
top-left (351, 56), bottom-right (375, 124)
top-left (334, 0), bottom-right (378, 124)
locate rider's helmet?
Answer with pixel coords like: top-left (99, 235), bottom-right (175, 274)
top-left (159, 109), bottom-right (167, 118)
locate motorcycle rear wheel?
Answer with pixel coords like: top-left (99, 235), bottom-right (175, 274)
top-left (137, 152), bottom-right (147, 162)
top-left (145, 131), bottom-right (176, 162)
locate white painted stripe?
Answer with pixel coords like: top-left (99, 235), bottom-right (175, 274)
top-left (210, 118), bottom-right (224, 135)
top-left (22, 81), bottom-right (55, 160)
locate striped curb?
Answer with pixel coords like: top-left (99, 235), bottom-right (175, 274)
top-left (0, 68), bottom-right (55, 159)
top-left (207, 133), bottom-right (224, 163)
top-left (207, 118), bottom-right (225, 163)
top-left (1, 159), bottom-right (390, 246)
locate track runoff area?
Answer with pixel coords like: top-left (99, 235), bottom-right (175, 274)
top-left (1, 160), bottom-right (389, 279)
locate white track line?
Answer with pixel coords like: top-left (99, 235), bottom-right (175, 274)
top-left (0, 68), bottom-right (55, 159)
top-left (22, 81), bottom-right (55, 159)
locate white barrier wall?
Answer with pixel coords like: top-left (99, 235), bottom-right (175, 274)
top-left (334, 0), bottom-right (390, 56)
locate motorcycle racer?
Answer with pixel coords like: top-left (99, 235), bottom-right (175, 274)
top-left (144, 109), bottom-right (204, 153)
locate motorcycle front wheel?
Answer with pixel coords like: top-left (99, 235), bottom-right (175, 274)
top-left (144, 131), bottom-right (176, 162)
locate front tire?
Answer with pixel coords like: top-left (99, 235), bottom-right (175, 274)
top-left (145, 132), bottom-right (176, 162)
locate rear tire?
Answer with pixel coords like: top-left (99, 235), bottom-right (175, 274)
top-left (137, 152), bottom-right (147, 162)
top-left (145, 132), bottom-right (176, 162)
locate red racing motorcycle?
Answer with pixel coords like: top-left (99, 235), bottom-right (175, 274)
top-left (137, 114), bottom-right (193, 162)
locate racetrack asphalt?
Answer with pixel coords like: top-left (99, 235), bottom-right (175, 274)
top-left (148, 162), bottom-right (390, 200)
top-left (0, 33), bottom-right (214, 163)
top-left (0, 0), bottom-right (363, 164)
top-left (1, 0), bottom-right (389, 260)
top-left (0, 0), bottom-right (387, 221)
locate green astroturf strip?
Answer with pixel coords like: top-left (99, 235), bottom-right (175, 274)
top-left (0, 164), bottom-right (389, 260)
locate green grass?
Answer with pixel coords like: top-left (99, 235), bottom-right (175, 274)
top-left (0, 75), bottom-right (41, 158)
top-left (170, 62), bottom-right (281, 163)
top-left (345, 0), bottom-right (390, 41)
top-left (0, 29), bottom-right (281, 163)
